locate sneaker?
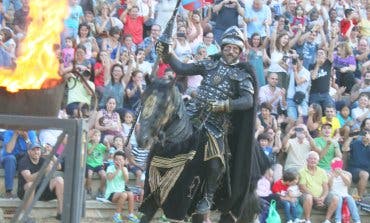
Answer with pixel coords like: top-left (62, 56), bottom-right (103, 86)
top-left (23, 216), bottom-right (36, 223)
top-left (322, 220), bottom-right (331, 223)
top-left (4, 191), bottom-right (16, 199)
top-left (97, 189), bottom-right (104, 198)
top-left (287, 220), bottom-right (293, 223)
top-left (112, 213), bottom-right (123, 223)
top-left (305, 220), bottom-right (311, 223)
top-left (56, 213), bottom-right (62, 220)
top-left (127, 213), bottom-right (140, 223)
top-left (294, 219), bottom-right (305, 223)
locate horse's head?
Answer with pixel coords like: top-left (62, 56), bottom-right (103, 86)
top-left (137, 78), bottom-right (180, 148)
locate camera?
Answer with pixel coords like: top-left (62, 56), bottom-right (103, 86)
top-left (349, 131), bottom-right (363, 137)
top-left (292, 58), bottom-right (298, 65)
top-left (295, 127), bottom-right (304, 132)
top-left (177, 32), bottom-right (186, 38)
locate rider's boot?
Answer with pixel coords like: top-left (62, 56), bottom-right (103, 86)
top-left (196, 159), bottom-right (224, 214)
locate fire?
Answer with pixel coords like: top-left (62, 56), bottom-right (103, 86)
top-left (0, 0), bottom-right (69, 93)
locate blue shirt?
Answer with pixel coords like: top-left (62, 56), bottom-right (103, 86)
top-left (244, 4), bottom-right (271, 38)
top-left (139, 37), bottom-right (157, 63)
top-left (348, 139), bottom-right (370, 171)
top-left (64, 5), bottom-right (84, 29)
top-left (297, 41), bottom-right (319, 69)
top-left (2, 130), bottom-right (38, 157)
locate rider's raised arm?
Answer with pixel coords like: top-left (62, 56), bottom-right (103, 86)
top-left (166, 54), bottom-right (207, 76)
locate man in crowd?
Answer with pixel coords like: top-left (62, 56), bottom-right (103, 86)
top-left (17, 143), bottom-right (64, 220)
top-left (321, 105), bottom-right (341, 137)
top-left (211, 0), bottom-right (244, 44)
top-left (282, 124), bottom-right (316, 172)
top-left (244, 0), bottom-right (271, 41)
top-left (139, 23), bottom-right (161, 64)
top-left (313, 123), bottom-right (342, 171)
top-left (1, 129), bottom-right (38, 198)
top-left (299, 151), bottom-right (339, 223)
top-left (259, 72), bottom-right (287, 116)
top-left (309, 42), bottom-right (335, 111)
top-left (344, 131), bottom-right (370, 199)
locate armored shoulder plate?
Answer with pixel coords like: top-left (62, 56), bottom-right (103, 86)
top-left (198, 59), bottom-right (219, 70)
top-left (229, 67), bottom-right (253, 82)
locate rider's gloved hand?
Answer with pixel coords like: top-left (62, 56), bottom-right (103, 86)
top-left (209, 100), bottom-right (230, 112)
top-left (155, 41), bottom-right (170, 62)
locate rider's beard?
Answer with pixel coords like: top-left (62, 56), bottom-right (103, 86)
top-left (222, 52), bottom-right (239, 64)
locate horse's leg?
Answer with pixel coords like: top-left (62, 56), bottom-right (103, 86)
top-left (191, 213), bottom-right (204, 223)
top-left (218, 212), bottom-right (236, 223)
top-left (139, 197), bottom-right (159, 223)
top-left (139, 205), bottom-right (158, 223)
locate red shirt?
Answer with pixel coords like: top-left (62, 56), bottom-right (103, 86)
top-left (157, 62), bottom-right (171, 78)
top-left (93, 62), bottom-right (105, 87)
top-left (123, 15), bottom-right (144, 44)
top-left (272, 179), bottom-right (289, 194)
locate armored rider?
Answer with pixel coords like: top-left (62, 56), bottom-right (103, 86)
top-left (156, 26), bottom-right (256, 216)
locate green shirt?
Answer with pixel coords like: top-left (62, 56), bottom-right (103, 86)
top-left (86, 143), bottom-right (106, 168)
top-left (299, 166), bottom-right (328, 197)
top-left (105, 164), bottom-right (126, 199)
top-left (314, 137), bottom-right (340, 171)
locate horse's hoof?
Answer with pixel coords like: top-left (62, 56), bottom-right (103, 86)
top-left (191, 214), bottom-right (204, 223)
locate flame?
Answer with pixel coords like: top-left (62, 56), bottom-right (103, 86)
top-left (0, 0), bottom-right (69, 93)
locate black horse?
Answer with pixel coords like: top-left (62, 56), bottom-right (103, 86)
top-left (137, 78), bottom-right (268, 223)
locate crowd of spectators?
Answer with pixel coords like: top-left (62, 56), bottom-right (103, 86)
top-left (1, 0), bottom-right (370, 222)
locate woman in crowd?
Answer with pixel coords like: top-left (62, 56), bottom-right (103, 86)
top-left (246, 32), bottom-right (270, 87)
top-left (95, 97), bottom-right (123, 144)
top-left (124, 70), bottom-right (144, 113)
top-left (93, 51), bottom-right (111, 99)
top-left (95, 3), bottom-right (117, 46)
top-left (99, 64), bottom-right (127, 114)
top-left (306, 103), bottom-right (322, 138)
top-left (333, 41), bottom-right (357, 94)
top-left (186, 11), bottom-right (203, 51)
top-left (120, 34), bottom-right (137, 55)
top-left (75, 44), bottom-right (92, 72)
top-left (172, 25), bottom-right (192, 62)
top-left (76, 23), bottom-right (100, 63)
top-left (0, 28), bottom-right (16, 58)
top-left (268, 28), bottom-right (301, 90)
top-left (202, 31), bottom-right (220, 56)
top-left (102, 26), bottom-right (122, 61)
top-left (257, 102), bottom-right (279, 133)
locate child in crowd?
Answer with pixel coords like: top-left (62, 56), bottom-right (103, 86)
top-left (62, 37), bottom-right (75, 69)
top-left (105, 151), bottom-right (140, 223)
top-left (328, 158), bottom-right (361, 223)
top-left (258, 132), bottom-right (283, 182)
top-left (291, 5), bottom-right (306, 35)
top-left (105, 135), bottom-right (126, 168)
top-left (86, 129), bottom-right (107, 198)
top-left (336, 103), bottom-right (354, 128)
top-left (122, 111), bottom-right (149, 189)
top-left (273, 171), bottom-right (303, 223)
top-left (256, 168), bottom-right (275, 202)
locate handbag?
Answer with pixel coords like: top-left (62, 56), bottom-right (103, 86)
top-left (266, 200), bottom-right (281, 223)
top-left (342, 197), bottom-right (351, 223)
top-left (293, 91), bottom-right (305, 104)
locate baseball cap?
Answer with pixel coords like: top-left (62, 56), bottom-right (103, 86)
top-left (322, 122), bottom-right (332, 128)
top-left (28, 143), bottom-right (42, 150)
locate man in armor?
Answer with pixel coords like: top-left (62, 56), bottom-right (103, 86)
top-left (156, 26), bottom-right (264, 221)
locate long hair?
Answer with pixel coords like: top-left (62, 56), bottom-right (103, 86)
top-left (110, 63), bottom-right (124, 85)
